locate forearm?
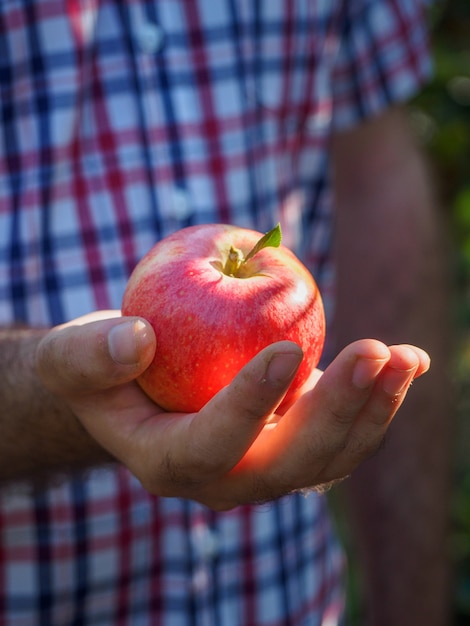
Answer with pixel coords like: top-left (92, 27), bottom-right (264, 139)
top-left (332, 107), bottom-right (454, 625)
top-left (0, 328), bottom-right (112, 486)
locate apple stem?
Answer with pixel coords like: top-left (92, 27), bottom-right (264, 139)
top-left (223, 246), bottom-right (243, 276)
top-left (223, 223), bottom-right (282, 277)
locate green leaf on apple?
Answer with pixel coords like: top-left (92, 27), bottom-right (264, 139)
top-left (244, 223), bottom-right (282, 263)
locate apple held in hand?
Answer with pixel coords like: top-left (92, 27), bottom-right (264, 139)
top-left (122, 223), bottom-right (325, 413)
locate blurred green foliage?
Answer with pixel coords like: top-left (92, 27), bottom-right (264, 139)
top-left (417, 1), bottom-right (470, 300)
top-left (338, 2), bottom-right (470, 624)
top-left (407, 1), bottom-right (470, 623)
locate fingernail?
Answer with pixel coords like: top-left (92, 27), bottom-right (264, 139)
top-left (108, 320), bottom-right (148, 365)
top-left (382, 366), bottom-right (417, 397)
top-left (352, 357), bottom-right (389, 389)
top-left (265, 352), bottom-right (303, 387)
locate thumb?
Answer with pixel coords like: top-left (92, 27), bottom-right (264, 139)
top-left (36, 317), bottom-right (156, 395)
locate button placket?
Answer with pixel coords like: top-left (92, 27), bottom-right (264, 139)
top-left (137, 21), bottom-right (165, 54)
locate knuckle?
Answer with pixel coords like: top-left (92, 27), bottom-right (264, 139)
top-left (210, 390), bottom-right (266, 426)
top-left (158, 451), bottom-right (206, 492)
top-left (140, 447), bottom-right (226, 498)
top-left (184, 435), bottom-right (235, 478)
top-left (302, 429), bottom-right (347, 468)
top-left (344, 428), bottom-right (386, 464)
top-left (239, 403), bottom-right (269, 424)
top-left (328, 405), bottom-right (359, 428)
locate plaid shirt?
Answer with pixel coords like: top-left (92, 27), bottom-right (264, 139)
top-left (0, 1), bottom-right (432, 624)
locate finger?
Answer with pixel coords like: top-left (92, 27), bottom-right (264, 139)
top-left (207, 340), bottom-right (393, 505)
top-left (316, 344), bottom-right (429, 481)
top-left (219, 341), bottom-right (428, 505)
top-left (388, 343), bottom-right (431, 379)
top-left (36, 317), bottom-right (156, 395)
top-left (149, 341), bottom-right (304, 491)
top-left (263, 338), bottom-right (393, 463)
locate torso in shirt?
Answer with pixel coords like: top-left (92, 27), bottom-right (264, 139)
top-left (0, 1), bottom-right (431, 624)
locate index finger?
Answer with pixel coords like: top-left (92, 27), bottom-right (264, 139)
top-left (211, 340), bottom-right (399, 503)
top-left (150, 341), bottom-right (303, 493)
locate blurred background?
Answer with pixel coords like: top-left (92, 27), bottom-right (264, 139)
top-left (339, 1), bottom-right (470, 623)
top-left (415, 2), bottom-right (470, 623)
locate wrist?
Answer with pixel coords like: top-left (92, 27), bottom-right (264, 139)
top-left (0, 327), bottom-right (113, 487)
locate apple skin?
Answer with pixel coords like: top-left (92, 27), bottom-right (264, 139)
top-left (121, 224), bottom-right (325, 413)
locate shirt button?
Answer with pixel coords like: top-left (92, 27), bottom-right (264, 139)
top-left (305, 109), bottom-right (331, 133)
top-left (192, 524), bottom-right (219, 561)
top-left (137, 22), bottom-right (165, 54)
top-left (171, 188), bottom-right (192, 221)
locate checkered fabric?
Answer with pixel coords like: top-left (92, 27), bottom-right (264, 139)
top-left (0, 1), bottom-right (432, 624)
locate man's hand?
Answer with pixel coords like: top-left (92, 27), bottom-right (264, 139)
top-left (35, 312), bottom-right (429, 510)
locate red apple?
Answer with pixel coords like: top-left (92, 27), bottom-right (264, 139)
top-left (121, 223), bottom-right (325, 413)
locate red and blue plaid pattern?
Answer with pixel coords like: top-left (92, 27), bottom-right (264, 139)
top-left (0, 1), bottom-right (432, 624)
